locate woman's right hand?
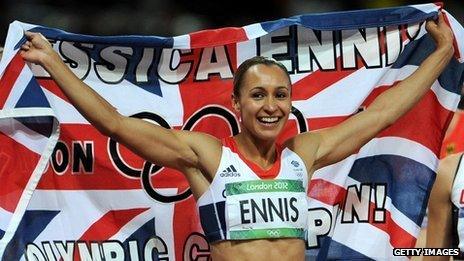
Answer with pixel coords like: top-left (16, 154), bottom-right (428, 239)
top-left (425, 12), bottom-right (455, 57)
top-left (17, 31), bottom-right (222, 185)
top-left (20, 31), bottom-right (58, 66)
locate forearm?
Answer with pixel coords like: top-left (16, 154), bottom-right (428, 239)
top-left (41, 52), bottom-right (121, 136)
top-left (40, 53), bottom-right (202, 171)
top-left (311, 43), bottom-right (453, 169)
top-left (19, 32), bottom-right (207, 172)
top-left (369, 45), bottom-right (453, 125)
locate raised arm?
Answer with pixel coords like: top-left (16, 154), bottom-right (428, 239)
top-left (289, 13), bottom-right (455, 172)
top-left (425, 153), bottom-right (460, 260)
top-left (20, 32), bottom-right (221, 175)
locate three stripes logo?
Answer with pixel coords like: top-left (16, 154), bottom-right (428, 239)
top-left (220, 165), bottom-right (240, 177)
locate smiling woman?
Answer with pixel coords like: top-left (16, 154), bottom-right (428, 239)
top-left (232, 58), bottom-right (292, 151)
top-left (18, 12), bottom-right (454, 260)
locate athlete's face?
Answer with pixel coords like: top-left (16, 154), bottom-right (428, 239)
top-left (233, 64), bottom-right (292, 141)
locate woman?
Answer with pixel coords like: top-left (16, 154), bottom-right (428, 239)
top-left (20, 13), bottom-right (454, 260)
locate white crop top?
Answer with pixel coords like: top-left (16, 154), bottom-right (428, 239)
top-left (197, 137), bottom-right (309, 243)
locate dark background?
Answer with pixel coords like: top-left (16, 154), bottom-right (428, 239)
top-left (1, 0), bottom-right (463, 46)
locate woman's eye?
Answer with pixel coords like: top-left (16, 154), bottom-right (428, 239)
top-left (252, 93), bottom-right (265, 99)
top-left (276, 92), bottom-right (288, 99)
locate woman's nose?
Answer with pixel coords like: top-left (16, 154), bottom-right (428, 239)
top-left (263, 97), bottom-right (277, 113)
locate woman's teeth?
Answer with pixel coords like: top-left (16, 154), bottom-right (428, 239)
top-left (258, 117), bottom-right (279, 124)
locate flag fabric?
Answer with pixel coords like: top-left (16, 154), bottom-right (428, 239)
top-left (0, 35), bottom-right (59, 259)
top-left (0, 3), bottom-right (463, 260)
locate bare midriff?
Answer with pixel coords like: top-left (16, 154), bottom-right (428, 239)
top-left (210, 238), bottom-right (305, 261)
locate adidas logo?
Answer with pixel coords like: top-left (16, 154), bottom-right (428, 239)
top-left (220, 165), bottom-right (240, 177)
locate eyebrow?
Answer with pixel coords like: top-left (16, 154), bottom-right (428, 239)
top-left (249, 86), bottom-right (290, 92)
top-left (276, 86), bottom-right (290, 91)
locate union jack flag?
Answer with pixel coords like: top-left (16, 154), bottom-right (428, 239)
top-left (0, 3), bottom-right (463, 260)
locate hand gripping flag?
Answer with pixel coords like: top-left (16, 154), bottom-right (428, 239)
top-left (0, 3), bottom-right (463, 260)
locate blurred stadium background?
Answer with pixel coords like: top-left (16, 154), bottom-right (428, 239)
top-left (0, 0), bottom-right (463, 46)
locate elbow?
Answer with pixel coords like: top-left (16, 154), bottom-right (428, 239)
top-left (374, 105), bottom-right (399, 130)
top-left (374, 114), bottom-right (394, 134)
top-left (99, 123), bottom-right (119, 139)
top-left (99, 125), bottom-right (116, 138)
top-left (99, 114), bottom-right (124, 139)
top-left (382, 112), bottom-right (397, 128)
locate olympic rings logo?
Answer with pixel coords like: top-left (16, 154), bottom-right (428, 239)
top-left (108, 105), bottom-right (308, 203)
top-left (266, 230), bottom-right (281, 237)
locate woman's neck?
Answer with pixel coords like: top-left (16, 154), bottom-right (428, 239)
top-left (234, 133), bottom-right (277, 170)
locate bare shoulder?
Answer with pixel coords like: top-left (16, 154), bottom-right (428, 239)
top-left (438, 153), bottom-right (463, 180)
top-left (284, 131), bottom-right (320, 151)
top-left (174, 130), bottom-right (223, 174)
top-left (177, 130), bottom-right (220, 145)
top-left (175, 130), bottom-right (222, 155)
top-left (283, 131), bottom-right (321, 172)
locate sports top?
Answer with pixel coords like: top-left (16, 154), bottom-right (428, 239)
top-left (197, 136), bottom-right (309, 243)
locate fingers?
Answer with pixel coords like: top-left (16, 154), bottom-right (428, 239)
top-left (24, 31), bottom-right (40, 42)
top-left (21, 31), bottom-right (53, 55)
top-left (23, 31), bottom-right (50, 46)
top-left (21, 43), bottom-right (30, 51)
top-left (425, 12), bottom-right (440, 32)
top-left (24, 30), bottom-right (34, 39)
top-left (426, 11), bottom-right (445, 27)
top-left (24, 31), bottom-right (46, 40)
top-left (20, 31), bottom-right (57, 65)
top-left (426, 11), bottom-right (449, 34)
top-left (434, 12), bottom-right (446, 31)
top-left (20, 34), bottom-right (33, 51)
top-left (438, 11), bottom-right (445, 23)
top-left (424, 11), bottom-right (454, 56)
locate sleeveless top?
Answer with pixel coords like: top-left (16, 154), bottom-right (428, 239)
top-left (451, 154), bottom-right (464, 258)
top-left (196, 137), bottom-right (309, 243)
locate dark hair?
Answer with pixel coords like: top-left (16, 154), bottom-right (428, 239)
top-left (233, 56), bottom-right (291, 97)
